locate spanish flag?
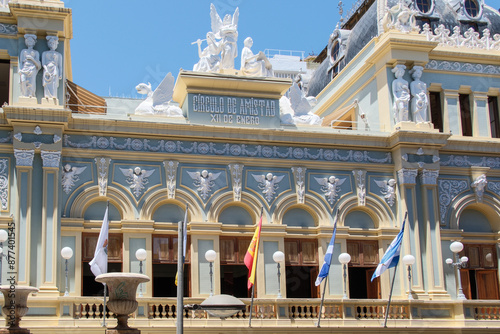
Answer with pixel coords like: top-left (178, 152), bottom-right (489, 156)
top-left (244, 208), bottom-right (263, 290)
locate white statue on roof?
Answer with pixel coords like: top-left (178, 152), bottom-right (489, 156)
top-left (19, 34), bottom-right (41, 98)
top-left (193, 32), bottom-right (222, 72)
top-left (240, 37), bottom-right (273, 77)
top-left (410, 66), bottom-right (428, 123)
top-left (280, 83), bottom-right (322, 126)
top-left (134, 72), bottom-right (183, 117)
top-left (210, 3), bottom-right (238, 70)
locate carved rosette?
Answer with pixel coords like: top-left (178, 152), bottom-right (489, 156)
top-left (0, 159), bottom-right (8, 210)
top-left (292, 167), bottom-right (306, 204)
top-left (438, 179), bottom-right (468, 225)
top-left (420, 169), bottom-right (439, 185)
top-left (352, 170), bottom-right (366, 206)
top-left (164, 160), bottom-right (179, 199)
top-left (397, 168), bottom-right (418, 185)
top-left (228, 163), bottom-right (244, 202)
top-left (41, 150), bottom-right (61, 168)
top-left (95, 157), bottom-right (111, 197)
top-left (14, 149), bottom-right (35, 167)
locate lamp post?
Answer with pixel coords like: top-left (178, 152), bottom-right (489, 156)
top-left (60, 247), bottom-right (73, 296)
top-left (0, 229), bottom-right (7, 284)
top-left (338, 253), bottom-right (351, 299)
top-left (135, 248), bottom-right (147, 297)
top-left (205, 250), bottom-right (216, 296)
top-left (402, 254), bottom-right (415, 300)
top-left (445, 241), bottom-right (468, 300)
top-left (272, 251), bottom-right (284, 298)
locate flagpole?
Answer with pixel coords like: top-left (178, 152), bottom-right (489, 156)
top-left (177, 216), bottom-right (184, 334)
top-left (383, 262), bottom-right (398, 328)
top-left (316, 270), bottom-right (330, 328)
top-left (102, 201), bottom-right (109, 327)
top-left (248, 207), bottom-right (263, 328)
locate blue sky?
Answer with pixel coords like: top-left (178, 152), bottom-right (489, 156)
top-left (64, 0), bottom-right (351, 98)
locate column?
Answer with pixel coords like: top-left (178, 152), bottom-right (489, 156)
top-left (397, 168), bottom-right (427, 298)
top-left (39, 150), bottom-right (61, 294)
top-left (419, 169), bottom-right (449, 299)
top-left (472, 92), bottom-right (490, 137)
top-left (443, 90), bottom-right (460, 135)
top-left (14, 149), bottom-right (34, 286)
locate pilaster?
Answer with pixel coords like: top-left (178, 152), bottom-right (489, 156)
top-left (472, 92), bottom-right (490, 137)
top-left (443, 90), bottom-right (460, 135)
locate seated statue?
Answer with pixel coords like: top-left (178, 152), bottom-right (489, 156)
top-left (240, 37), bottom-right (272, 77)
top-left (193, 32), bottom-right (221, 73)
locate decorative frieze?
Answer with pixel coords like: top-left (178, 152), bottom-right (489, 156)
top-left (438, 179), bottom-right (468, 225)
top-left (441, 155), bottom-right (500, 169)
top-left (397, 168), bottom-right (418, 185)
top-left (252, 173), bottom-right (285, 203)
top-left (488, 182), bottom-right (500, 197)
top-left (426, 60), bottom-right (500, 75)
top-left (14, 149), bottom-right (34, 167)
top-left (120, 167), bottom-right (155, 198)
top-left (352, 170), bottom-right (366, 206)
top-left (291, 167), bottom-right (306, 204)
top-left (0, 23), bottom-right (17, 35)
top-left (421, 24), bottom-right (500, 51)
top-left (315, 175), bottom-right (345, 205)
top-left (471, 174), bottom-right (487, 203)
top-left (420, 169), bottom-right (439, 185)
top-left (64, 135), bottom-right (392, 165)
top-left (61, 164), bottom-right (87, 195)
top-left (0, 159), bottom-right (8, 210)
top-left (228, 163), bottom-right (244, 202)
top-left (374, 179), bottom-right (396, 207)
top-left (187, 170), bottom-right (221, 201)
top-left (164, 160), bottom-right (179, 199)
top-left (95, 157), bottom-right (111, 197)
top-left (41, 150), bottom-right (61, 168)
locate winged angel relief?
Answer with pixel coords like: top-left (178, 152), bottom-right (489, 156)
top-left (134, 72), bottom-right (183, 116)
top-left (315, 176), bottom-right (346, 205)
top-left (120, 167), bottom-right (155, 198)
top-left (253, 173), bottom-right (285, 203)
top-left (374, 179), bottom-right (396, 207)
top-left (62, 164), bottom-right (87, 194)
top-left (187, 170), bottom-right (221, 200)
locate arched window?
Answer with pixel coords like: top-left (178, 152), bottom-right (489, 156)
top-left (283, 208), bottom-right (315, 227)
top-left (84, 201), bottom-right (121, 220)
top-left (344, 210), bottom-right (375, 229)
top-left (464, 0), bottom-right (479, 18)
top-left (152, 203), bottom-right (184, 222)
top-left (459, 209), bottom-right (491, 232)
top-left (219, 205), bottom-right (253, 225)
top-left (331, 41), bottom-right (340, 63)
top-left (416, 0), bottom-right (432, 13)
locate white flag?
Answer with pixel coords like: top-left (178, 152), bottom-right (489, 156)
top-left (89, 205), bottom-right (109, 277)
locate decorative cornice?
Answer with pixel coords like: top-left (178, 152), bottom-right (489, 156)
top-left (14, 149), bottom-right (34, 167)
top-left (421, 23), bottom-right (500, 50)
top-left (41, 150), bottom-right (61, 168)
top-left (425, 60), bottom-right (500, 75)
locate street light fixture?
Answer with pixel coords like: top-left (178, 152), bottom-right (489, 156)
top-left (402, 254), bottom-right (415, 300)
top-left (338, 253), bottom-right (351, 299)
top-left (445, 241), bottom-right (468, 300)
top-left (272, 251), bottom-right (284, 298)
top-left (60, 247), bottom-right (73, 296)
top-left (205, 250), bottom-right (216, 296)
top-left (135, 248), bottom-right (147, 297)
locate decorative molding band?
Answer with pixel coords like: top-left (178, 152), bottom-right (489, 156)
top-left (440, 155), bottom-right (500, 169)
top-left (0, 159), bottom-right (8, 210)
top-left (95, 157), bottom-right (111, 197)
top-left (438, 179), bottom-right (468, 225)
top-left (420, 169), bottom-right (439, 185)
top-left (14, 149), bottom-right (34, 167)
top-left (228, 163), bottom-right (243, 202)
top-left (164, 160), bottom-right (179, 199)
top-left (0, 23), bottom-right (17, 35)
top-left (425, 60), bottom-right (500, 75)
top-left (397, 168), bottom-right (418, 185)
top-left (64, 135), bottom-right (392, 165)
top-left (41, 150), bottom-right (61, 168)
top-left (291, 167), bottom-right (306, 204)
top-left (488, 182), bottom-right (500, 197)
top-left (421, 24), bottom-right (500, 51)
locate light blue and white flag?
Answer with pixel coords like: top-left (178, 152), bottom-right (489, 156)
top-left (89, 204), bottom-right (109, 277)
top-left (371, 213), bottom-right (407, 282)
top-left (315, 210), bottom-right (339, 286)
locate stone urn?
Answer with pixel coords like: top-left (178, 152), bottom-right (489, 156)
top-left (96, 273), bottom-right (149, 334)
top-left (0, 285), bottom-right (38, 334)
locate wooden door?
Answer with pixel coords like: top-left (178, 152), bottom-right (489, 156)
top-left (460, 270), bottom-right (471, 299)
top-left (366, 268), bottom-right (380, 299)
top-left (477, 270), bottom-right (499, 300)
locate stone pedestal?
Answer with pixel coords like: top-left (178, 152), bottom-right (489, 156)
top-left (0, 286), bottom-right (38, 334)
top-left (95, 273), bottom-right (149, 334)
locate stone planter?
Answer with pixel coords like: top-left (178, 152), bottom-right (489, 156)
top-left (96, 273), bottom-right (149, 334)
top-left (0, 285), bottom-right (38, 334)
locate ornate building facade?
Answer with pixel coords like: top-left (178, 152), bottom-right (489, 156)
top-left (0, 0), bottom-right (498, 333)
